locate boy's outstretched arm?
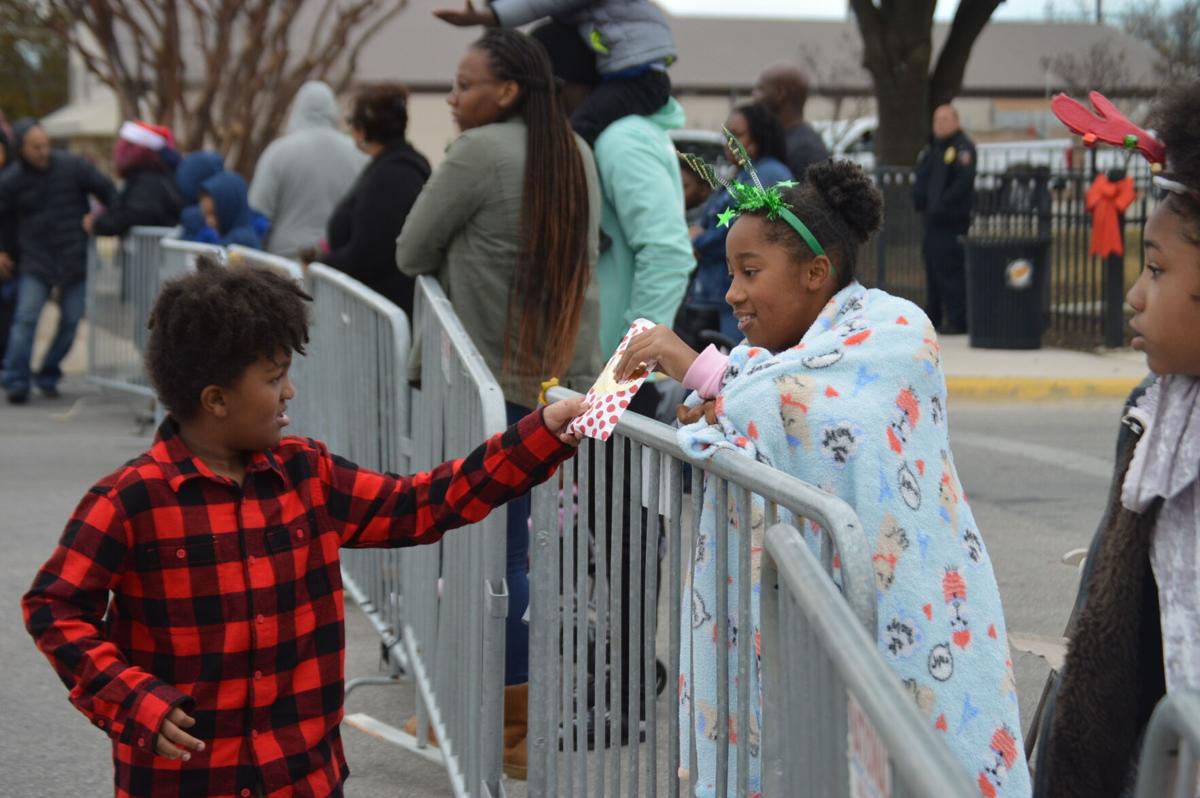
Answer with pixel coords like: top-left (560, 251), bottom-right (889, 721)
top-left (327, 398), bottom-right (586, 548)
top-left (22, 487), bottom-right (195, 755)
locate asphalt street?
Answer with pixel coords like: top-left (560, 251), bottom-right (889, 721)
top-left (0, 382), bottom-right (1128, 797)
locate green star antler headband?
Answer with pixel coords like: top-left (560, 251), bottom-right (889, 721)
top-left (678, 127), bottom-right (826, 259)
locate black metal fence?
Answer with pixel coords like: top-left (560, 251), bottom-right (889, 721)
top-left (861, 161), bottom-right (1160, 350)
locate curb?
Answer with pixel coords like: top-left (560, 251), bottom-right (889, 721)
top-left (946, 376), bottom-right (1143, 401)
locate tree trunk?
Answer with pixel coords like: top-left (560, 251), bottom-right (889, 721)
top-left (875, 74), bottom-right (931, 168)
top-left (929, 0), bottom-right (1006, 109)
top-left (850, 0), bottom-right (936, 167)
top-left (849, 0), bottom-right (1003, 167)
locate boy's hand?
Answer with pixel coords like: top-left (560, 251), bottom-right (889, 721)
top-left (542, 397), bottom-right (590, 446)
top-left (433, 0), bottom-right (498, 26)
top-left (156, 707), bottom-right (205, 761)
top-left (614, 325), bottom-right (700, 384)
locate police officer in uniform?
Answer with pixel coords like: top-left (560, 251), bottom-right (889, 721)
top-left (912, 103), bottom-right (976, 334)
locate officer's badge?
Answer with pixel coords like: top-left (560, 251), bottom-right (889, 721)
top-left (944, 146), bottom-right (957, 164)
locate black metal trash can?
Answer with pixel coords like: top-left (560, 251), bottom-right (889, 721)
top-left (965, 237), bottom-right (1051, 349)
top-left (965, 166), bottom-right (1052, 350)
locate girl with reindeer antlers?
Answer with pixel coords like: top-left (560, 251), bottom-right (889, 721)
top-left (1034, 83), bottom-right (1200, 798)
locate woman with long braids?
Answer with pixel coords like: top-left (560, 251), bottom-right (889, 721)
top-left (395, 27), bottom-right (603, 780)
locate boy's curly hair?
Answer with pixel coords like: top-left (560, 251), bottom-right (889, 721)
top-left (1152, 82), bottom-right (1200, 241)
top-left (145, 254), bottom-right (311, 419)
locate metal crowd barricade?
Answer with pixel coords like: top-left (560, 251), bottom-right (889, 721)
top-left (283, 262), bottom-right (415, 701)
top-left (528, 386), bottom-right (883, 797)
top-left (1135, 690), bottom-right (1200, 798)
top-left (760, 524), bottom-right (976, 797)
top-left (159, 235), bottom-right (224, 282)
top-left (398, 275), bottom-right (509, 797)
top-left (85, 226), bottom-right (175, 399)
top-left (227, 244), bottom-right (305, 282)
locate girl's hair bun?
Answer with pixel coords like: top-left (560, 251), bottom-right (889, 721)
top-left (805, 159), bottom-right (883, 244)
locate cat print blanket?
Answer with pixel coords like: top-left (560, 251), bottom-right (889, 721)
top-left (677, 281), bottom-right (1030, 798)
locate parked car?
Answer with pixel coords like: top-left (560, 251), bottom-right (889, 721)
top-left (670, 128), bottom-right (733, 177)
top-left (813, 116), bottom-right (1081, 173)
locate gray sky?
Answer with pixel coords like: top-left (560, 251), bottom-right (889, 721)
top-left (657, 0), bottom-right (1136, 21)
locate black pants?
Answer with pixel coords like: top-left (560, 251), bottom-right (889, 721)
top-left (578, 383), bottom-right (664, 726)
top-left (572, 70), bottom-right (672, 146)
top-left (613, 384), bottom-right (663, 719)
top-left (0, 286), bottom-right (16, 372)
top-left (922, 226), bottom-right (968, 332)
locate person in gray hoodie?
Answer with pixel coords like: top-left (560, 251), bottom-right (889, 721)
top-left (248, 81), bottom-right (367, 259)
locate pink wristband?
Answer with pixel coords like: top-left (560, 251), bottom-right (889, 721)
top-left (682, 345), bottom-right (729, 400)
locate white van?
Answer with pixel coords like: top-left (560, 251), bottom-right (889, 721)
top-left (813, 116), bottom-right (1081, 174)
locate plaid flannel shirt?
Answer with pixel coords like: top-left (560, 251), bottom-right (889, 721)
top-left (22, 409), bottom-right (573, 798)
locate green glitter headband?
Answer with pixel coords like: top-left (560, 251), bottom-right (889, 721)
top-left (679, 127), bottom-right (827, 259)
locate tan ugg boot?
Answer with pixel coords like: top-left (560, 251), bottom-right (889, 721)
top-left (502, 683), bottom-right (529, 780)
top-left (402, 714), bottom-right (439, 748)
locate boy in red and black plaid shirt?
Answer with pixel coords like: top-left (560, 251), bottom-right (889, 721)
top-left (22, 257), bottom-right (587, 798)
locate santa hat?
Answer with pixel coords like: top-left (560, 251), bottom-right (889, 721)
top-left (118, 120), bottom-right (175, 151)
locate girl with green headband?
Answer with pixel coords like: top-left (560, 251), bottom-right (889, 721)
top-left (615, 158), bottom-right (1029, 797)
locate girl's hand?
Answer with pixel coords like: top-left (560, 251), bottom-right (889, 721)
top-left (542, 397), bottom-right (590, 446)
top-left (677, 399), bottom-right (718, 426)
top-left (613, 325), bottom-right (700, 384)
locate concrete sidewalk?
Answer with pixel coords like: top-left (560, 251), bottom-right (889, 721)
top-left (938, 334), bottom-right (1147, 401)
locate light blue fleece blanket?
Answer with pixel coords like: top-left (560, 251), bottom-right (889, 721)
top-left (677, 282), bottom-right (1030, 798)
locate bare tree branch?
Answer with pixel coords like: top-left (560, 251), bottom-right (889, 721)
top-left (34, 0), bottom-right (403, 173)
top-left (333, 1), bottom-right (406, 92)
top-left (930, 0), bottom-right (1004, 108)
top-left (849, 0), bottom-right (1000, 165)
top-left (1042, 43), bottom-right (1132, 94)
top-left (1122, 0), bottom-right (1200, 83)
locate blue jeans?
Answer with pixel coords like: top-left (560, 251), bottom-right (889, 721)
top-left (504, 402), bottom-right (533, 685)
top-left (2, 273), bottom-right (86, 395)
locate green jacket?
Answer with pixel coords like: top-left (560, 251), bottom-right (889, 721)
top-left (395, 116), bottom-right (604, 408)
top-left (592, 98), bottom-right (695, 354)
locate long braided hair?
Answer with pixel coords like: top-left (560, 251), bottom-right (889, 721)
top-left (473, 29), bottom-right (591, 382)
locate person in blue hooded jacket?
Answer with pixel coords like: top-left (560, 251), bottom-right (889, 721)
top-left (176, 151), bottom-right (224, 243)
top-left (177, 151), bottom-right (270, 244)
top-left (198, 171), bottom-right (262, 249)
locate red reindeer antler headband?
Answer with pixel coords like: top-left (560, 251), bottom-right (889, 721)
top-left (1051, 91), bottom-right (1165, 164)
top-left (1051, 91), bottom-right (1195, 196)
